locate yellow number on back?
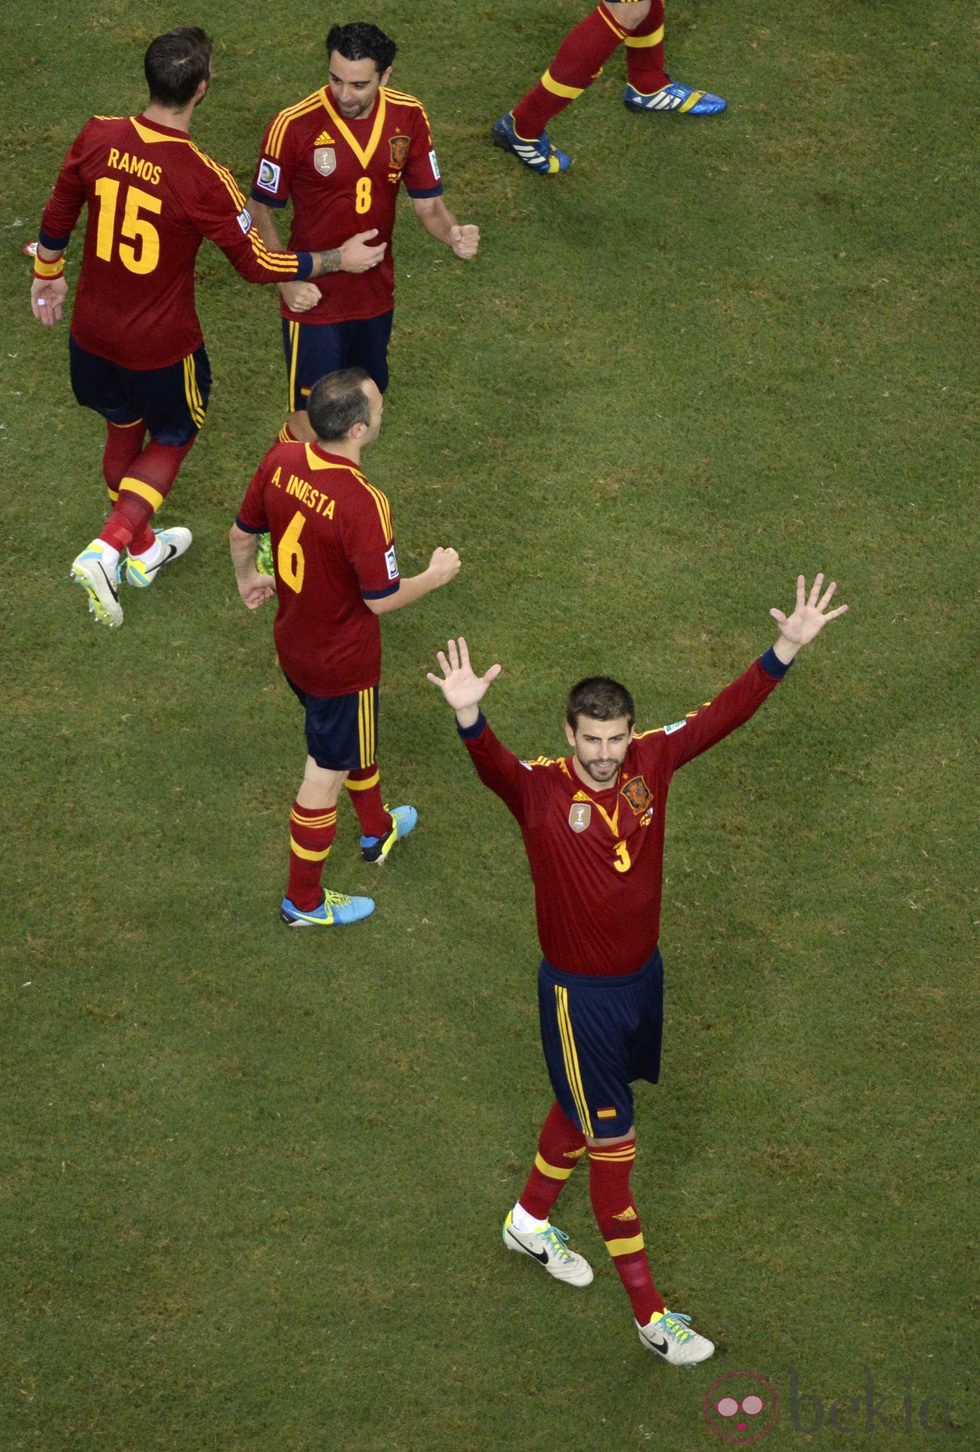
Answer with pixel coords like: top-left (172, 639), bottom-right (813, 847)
top-left (93, 177), bottom-right (162, 274)
top-left (278, 511), bottom-right (306, 594)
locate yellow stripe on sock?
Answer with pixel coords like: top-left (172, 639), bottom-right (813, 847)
top-left (542, 69), bottom-right (585, 101)
top-left (606, 1232), bottom-right (645, 1257)
top-left (534, 1152), bottom-right (576, 1182)
top-left (290, 839), bottom-right (331, 862)
top-left (625, 25), bottom-right (665, 48)
top-left (119, 476), bottom-right (164, 511)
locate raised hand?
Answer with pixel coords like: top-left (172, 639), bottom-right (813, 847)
top-left (770, 573), bottom-right (848, 660)
top-left (427, 637), bottom-right (501, 721)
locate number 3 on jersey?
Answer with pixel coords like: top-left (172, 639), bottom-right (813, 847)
top-left (355, 176), bottom-right (372, 214)
top-left (613, 840), bottom-right (632, 873)
top-left (278, 511), bottom-right (306, 594)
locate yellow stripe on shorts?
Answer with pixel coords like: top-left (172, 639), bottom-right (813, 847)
top-left (555, 985), bottom-right (593, 1137)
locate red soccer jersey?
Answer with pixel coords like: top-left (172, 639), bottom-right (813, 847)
top-left (39, 114), bottom-right (314, 370)
top-left (251, 86), bottom-right (443, 324)
top-left (236, 440), bottom-right (400, 696)
top-left (462, 656), bottom-right (787, 976)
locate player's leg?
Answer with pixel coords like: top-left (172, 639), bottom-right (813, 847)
top-left (118, 347), bottom-right (208, 584)
top-left (498, 963), bottom-right (597, 1287)
top-left (541, 952), bottom-right (714, 1361)
top-left (342, 685), bottom-right (418, 863)
top-left (624, 0), bottom-right (726, 115)
top-left (502, 1099), bottom-right (591, 1280)
top-left (493, 3), bottom-right (647, 173)
top-left (68, 343), bottom-right (204, 625)
top-left (587, 1127), bottom-right (713, 1365)
top-left (280, 685), bottom-right (375, 927)
top-left (280, 319), bottom-right (354, 443)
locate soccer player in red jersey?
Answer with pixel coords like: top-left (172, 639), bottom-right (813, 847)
top-left (428, 576), bottom-right (848, 1365)
top-left (492, 1), bottom-right (726, 175)
top-left (230, 367), bottom-right (461, 927)
top-left (249, 22), bottom-right (480, 441)
top-left (31, 28), bottom-right (367, 629)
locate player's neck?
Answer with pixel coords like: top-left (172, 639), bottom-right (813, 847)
top-left (142, 101), bottom-right (195, 134)
top-left (315, 438), bottom-right (362, 466)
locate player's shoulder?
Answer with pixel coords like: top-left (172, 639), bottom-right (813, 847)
top-left (381, 86), bottom-right (430, 118)
top-left (264, 90), bottom-right (326, 136)
top-left (630, 724), bottom-right (676, 760)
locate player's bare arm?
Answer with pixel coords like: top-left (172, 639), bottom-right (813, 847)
top-left (250, 199), bottom-right (387, 310)
top-left (410, 197), bottom-right (480, 260)
top-left (365, 547), bottom-right (461, 616)
top-left (427, 637), bottom-right (502, 728)
top-left (770, 574), bottom-right (848, 663)
top-left (229, 523), bottom-right (277, 610)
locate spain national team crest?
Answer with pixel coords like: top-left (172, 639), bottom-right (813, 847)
top-left (314, 147), bottom-right (337, 177)
top-left (569, 802), bottom-right (592, 834)
top-left (388, 135), bottom-right (410, 170)
top-left (621, 776), bottom-right (653, 814)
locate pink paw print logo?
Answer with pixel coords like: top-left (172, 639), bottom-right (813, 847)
top-left (704, 1372), bottom-right (779, 1444)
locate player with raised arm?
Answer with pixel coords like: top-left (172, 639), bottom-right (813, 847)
top-left (428, 576), bottom-right (847, 1364)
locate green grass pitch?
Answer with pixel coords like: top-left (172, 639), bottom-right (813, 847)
top-left (0, 2), bottom-right (975, 1447)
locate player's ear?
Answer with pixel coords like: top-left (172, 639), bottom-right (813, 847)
top-left (564, 722), bottom-right (576, 749)
top-left (379, 67), bottom-right (393, 88)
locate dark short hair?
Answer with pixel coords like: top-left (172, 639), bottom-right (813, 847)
top-left (307, 368), bottom-right (373, 441)
top-left (566, 677), bottom-right (636, 731)
top-left (144, 27), bottom-right (212, 108)
top-left (325, 22), bottom-right (397, 74)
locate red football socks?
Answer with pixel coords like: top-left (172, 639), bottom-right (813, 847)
top-left (588, 1139), bottom-right (665, 1324)
top-left (102, 420), bottom-right (146, 501)
top-left (345, 764), bottom-right (390, 841)
top-left (518, 1101), bottom-right (587, 1222)
top-left (98, 439), bottom-right (195, 553)
top-left (625, 0), bottom-right (669, 94)
top-left (286, 801), bottom-right (338, 910)
top-left (512, 3), bottom-right (631, 137)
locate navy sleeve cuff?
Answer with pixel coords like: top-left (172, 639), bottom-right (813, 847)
top-left (759, 646), bottom-right (792, 680)
top-left (234, 515), bottom-right (264, 535)
top-left (405, 184), bottom-right (444, 200)
top-left (38, 228), bottom-right (71, 251)
top-left (456, 711), bottom-right (487, 740)
top-left (293, 251), bottom-right (314, 281)
top-left (249, 189), bottom-right (286, 208)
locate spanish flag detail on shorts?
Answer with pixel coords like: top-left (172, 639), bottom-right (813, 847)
top-left (596, 1107), bottom-right (618, 1121)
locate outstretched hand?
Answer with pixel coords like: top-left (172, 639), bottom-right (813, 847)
top-left (771, 574), bottom-right (848, 661)
top-left (427, 637), bottom-right (501, 724)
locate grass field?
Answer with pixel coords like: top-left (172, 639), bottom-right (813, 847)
top-left (1, 1), bottom-right (976, 1447)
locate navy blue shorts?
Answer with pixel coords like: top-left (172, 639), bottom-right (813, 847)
top-left (282, 310), bottom-right (394, 407)
top-left (69, 338), bottom-right (210, 445)
top-left (538, 950), bottom-right (664, 1139)
top-left (286, 678), bottom-right (379, 771)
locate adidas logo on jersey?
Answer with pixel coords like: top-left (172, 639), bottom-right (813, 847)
top-left (314, 130), bottom-right (336, 146)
